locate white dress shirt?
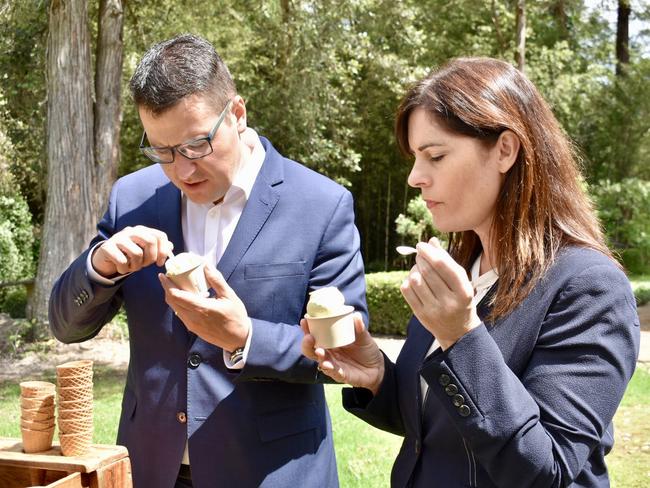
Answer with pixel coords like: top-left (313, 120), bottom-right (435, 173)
top-left (419, 254), bottom-right (498, 405)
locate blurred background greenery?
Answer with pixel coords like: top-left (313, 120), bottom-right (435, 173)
top-left (0, 1), bottom-right (648, 319)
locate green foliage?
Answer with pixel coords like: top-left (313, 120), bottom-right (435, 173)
top-left (366, 271), bottom-right (410, 335)
top-left (395, 194), bottom-right (446, 244)
top-left (635, 287), bottom-right (650, 306)
top-left (0, 1), bottom-right (48, 222)
top-left (0, 193), bottom-right (35, 315)
top-left (591, 178), bottom-right (650, 273)
top-left (0, 287), bottom-right (28, 318)
top-left (2, 0), bottom-right (649, 273)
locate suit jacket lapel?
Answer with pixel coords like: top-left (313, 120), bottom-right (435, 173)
top-left (217, 137), bottom-right (282, 281)
top-left (155, 181), bottom-right (185, 255)
top-left (155, 181), bottom-right (193, 344)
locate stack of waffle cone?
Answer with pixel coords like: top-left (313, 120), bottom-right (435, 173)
top-left (19, 381), bottom-right (56, 453)
top-left (56, 360), bottom-right (94, 456)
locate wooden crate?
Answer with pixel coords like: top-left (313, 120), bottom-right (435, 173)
top-left (0, 437), bottom-right (132, 488)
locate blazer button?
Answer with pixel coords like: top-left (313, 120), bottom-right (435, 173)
top-left (438, 374), bottom-right (451, 386)
top-left (452, 394), bottom-right (465, 407)
top-left (188, 353), bottom-right (202, 369)
top-left (414, 439), bottom-right (420, 455)
top-left (176, 411), bottom-right (187, 424)
top-left (458, 404), bottom-right (470, 417)
top-left (444, 384), bottom-right (458, 396)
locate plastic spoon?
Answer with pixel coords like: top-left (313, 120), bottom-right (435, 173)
top-left (396, 245), bottom-right (417, 256)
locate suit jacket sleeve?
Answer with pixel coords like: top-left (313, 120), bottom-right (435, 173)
top-left (419, 263), bottom-right (640, 487)
top-left (341, 351), bottom-right (406, 436)
top-left (49, 182), bottom-right (124, 343)
top-left (236, 189), bottom-right (368, 384)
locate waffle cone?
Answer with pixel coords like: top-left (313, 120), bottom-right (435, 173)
top-left (58, 397), bottom-right (93, 411)
top-left (57, 374), bottom-right (93, 388)
top-left (59, 431), bottom-right (93, 457)
top-left (20, 381), bottom-right (56, 397)
top-left (56, 360), bottom-right (93, 377)
top-left (21, 426), bottom-right (55, 453)
top-left (58, 416), bottom-right (93, 435)
top-left (57, 407), bottom-right (93, 421)
top-left (57, 385), bottom-right (93, 402)
top-left (20, 417), bottom-right (55, 431)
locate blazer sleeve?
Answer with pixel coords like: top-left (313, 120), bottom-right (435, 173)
top-left (341, 352), bottom-right (406, 436)
top-left (48, 183), bottom-right (124, 343)
top-left (419, 263), bottom-right (640, 487)
top-left (236, 189), bottom-right (368, 384)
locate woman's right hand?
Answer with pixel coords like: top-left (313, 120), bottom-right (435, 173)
top-left (301, 313), bottom-right (386, 395)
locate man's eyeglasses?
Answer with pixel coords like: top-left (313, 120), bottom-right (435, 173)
top-left (139, 100), bottom-right (233, 164)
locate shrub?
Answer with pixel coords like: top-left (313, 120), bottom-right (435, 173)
top-left (591, 178), bottom-right (650, 274)
top-left (636, 287), bottom-right (650, 307)
top-left (0, 193), bottom-right (35, 315)
top-left (395, 195), bottom-right (445, 245)
top-left (366, 271), bottom-right (410, 336)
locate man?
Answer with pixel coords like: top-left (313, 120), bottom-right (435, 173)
top-left (49, 34), bottom-right (367, 488)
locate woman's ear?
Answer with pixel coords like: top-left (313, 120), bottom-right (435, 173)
top-left (495, 130), bottom-right (520, 173)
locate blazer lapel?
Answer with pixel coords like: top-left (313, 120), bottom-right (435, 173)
top-left (216, 137), bottom-right (282, 281)
top-left (155, 181), bottom-right (193, 344)
top-left (155, 182), bottom-right (185, 255)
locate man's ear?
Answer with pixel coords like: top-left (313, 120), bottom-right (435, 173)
top-left (495, 130), bottom-right (520, 173)
top-left (231, 95), bottom-right (247, 133)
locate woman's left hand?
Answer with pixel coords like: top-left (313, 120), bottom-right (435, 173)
top-left (401, 238), bottom-right (481, 350)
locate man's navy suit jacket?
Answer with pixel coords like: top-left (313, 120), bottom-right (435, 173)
top-left (344, 247), bottom-right (640, 487)
top-left (49, 138), bottom-right (368, 488)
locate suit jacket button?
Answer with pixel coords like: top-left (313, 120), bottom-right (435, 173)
top-left (458, 404), bottom-right (470, 417)
top-left (445, 384), bottom-right (458, 396)
top-left (414, 439), bottom-right (420, 455)
top-left (452, 394), bottom-right (465, 407)
top-left (188, 353), bottom-right (202, 369)
top-left (438, 374), bottom-right (451, 386)
top-left (176, 411), bottom-right (187, 424)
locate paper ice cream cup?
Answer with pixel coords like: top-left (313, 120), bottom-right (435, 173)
top-left (305, 305), bottom-right (355, 349)
top-left (165, 253), bottom-right (208, 294)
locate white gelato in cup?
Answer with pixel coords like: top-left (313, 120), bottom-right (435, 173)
top-left (304, 287), bottom-right (355, 348)
top-left (165, 252), bottom-right (208, 294)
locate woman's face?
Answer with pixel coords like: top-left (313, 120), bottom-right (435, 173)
top-left (406, 108), bottom-right (508, 237)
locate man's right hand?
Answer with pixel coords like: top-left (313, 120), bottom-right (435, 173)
top-left (91, 225), bottom-right (174, 278)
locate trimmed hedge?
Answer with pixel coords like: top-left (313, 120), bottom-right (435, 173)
top-left (366, 271), bottom-right (410, 336)
top-left (365, 272), bottom-right (649, 337)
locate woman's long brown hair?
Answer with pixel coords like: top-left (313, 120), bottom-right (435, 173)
top-left (395, 57), bottom-right (615, 321)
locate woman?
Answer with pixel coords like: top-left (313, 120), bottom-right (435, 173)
top-left (301, 58), bottom-right (640, 487)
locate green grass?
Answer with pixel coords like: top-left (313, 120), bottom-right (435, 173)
top-left (1, 367), bottom-right (647, 487)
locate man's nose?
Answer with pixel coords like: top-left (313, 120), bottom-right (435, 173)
top-left (174, 153), bottom-right (198, 180)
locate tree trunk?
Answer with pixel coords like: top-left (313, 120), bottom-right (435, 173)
top-left (28, 0), bottom-right (123, 323)
top-left (616, 0), bottom-right (630, 76)
top-left (515, 0), bottom-right (526, 72)
top-left (94, 0), bottom-right (123, 216)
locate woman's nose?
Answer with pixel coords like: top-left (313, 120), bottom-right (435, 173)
top-left (407, 159), bottom-right (430, 188)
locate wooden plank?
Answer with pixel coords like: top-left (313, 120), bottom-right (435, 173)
top-left (46, 471), bottom-right (86, 488)
top-left (88, 457), bottom-right (132, 488)
top-left (0, 464), bottom-right (33, 487)
top-left (0, 438), bottom-right (128, 473)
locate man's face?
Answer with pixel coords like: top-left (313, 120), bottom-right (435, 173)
top-left (139, 94), bottom-right (246, 204)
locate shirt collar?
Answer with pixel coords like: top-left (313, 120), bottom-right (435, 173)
top-left (229, 128), bottom-right (265, 201)
top-left (470, 253), bottom-right (499, 292)
top-left (182, 128), bottom-right (266, 210)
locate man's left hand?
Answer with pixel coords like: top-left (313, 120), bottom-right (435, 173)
top-left (159, 264), bottom-right (250, 352)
